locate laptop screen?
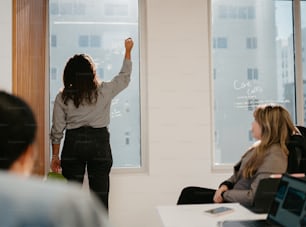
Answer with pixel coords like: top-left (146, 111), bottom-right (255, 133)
top-left (268, 174), bottom-right (306, 226)
top-left (282, 187), bottom-right (306, 216)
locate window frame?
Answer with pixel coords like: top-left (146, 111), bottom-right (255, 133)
top-left (47, 0), bottom-right (149, 174)
top-left (112, 0), bottom-right (149, 174)
top-left (210, 0), bottom-right (305, 171)
top-left (13, 0), bottom-right (48, 175)
top-left (293, 0), bottom-right (304, 124)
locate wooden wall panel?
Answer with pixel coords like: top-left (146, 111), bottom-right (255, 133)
top-left (13, 0), bottom-right (47, 175)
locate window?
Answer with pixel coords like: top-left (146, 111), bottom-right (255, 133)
top-left (78, 35), bottom-right (102, 48)
top-left (213, 37), bottom-right (228, 48)
top-left (246, 37), bottom-right (257, 49)
top-left (50, 3), bottom-right (59, 15)
top-left (248, 6), bottom-right (256, 19)
top-left (218, 5), bottom-right (256, 19)
top-left (50, 2), bottom-right (86, 16)
top-left (238, 7), bottom-right (248, 19)
top-left (49, 0), bottom-right (141, 168)
top-left (247, 68), bottom-right (258, 80)
top-left (212, 0), bottom-right (301, 165)
top-left (51, 35), bottom-right (57, 47)
top-left (302, 1), bottom-right (306, 122)
top-left (78, 35), bottom-right (89, 47)
top-left (104, 4), bottom-right (129, 16)
top-left (90, 35), bottom-right (101, 48)
top-left (50, 67), bottom-right (57, 81)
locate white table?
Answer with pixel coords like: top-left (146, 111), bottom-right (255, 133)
top-left (157, 203), bottom-right (267, 227)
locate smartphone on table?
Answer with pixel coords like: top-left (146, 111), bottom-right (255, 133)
top-left (204, 206), bottom-right (234, 216)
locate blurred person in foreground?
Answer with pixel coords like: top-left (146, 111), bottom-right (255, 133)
top-left (0, 90), bottom-right (111, 227)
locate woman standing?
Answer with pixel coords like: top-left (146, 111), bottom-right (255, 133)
top-left (50, 38), bottom-right (134, 210)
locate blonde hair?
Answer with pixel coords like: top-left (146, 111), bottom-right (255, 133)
top-left (242, 104), bottom-right (298, 178)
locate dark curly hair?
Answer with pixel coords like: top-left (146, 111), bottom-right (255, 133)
top-left (62, 54), bottom-right (99, 107)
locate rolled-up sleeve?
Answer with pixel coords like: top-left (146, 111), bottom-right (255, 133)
top-left (50, 94), bottom-right (66, 144)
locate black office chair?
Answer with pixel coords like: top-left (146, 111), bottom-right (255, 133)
top-left (249, 128), bottom-right (306, 211)
top-left (297, 125), bottom-right (306, 137)
top-left (286, 126), bottom-right (306, 174)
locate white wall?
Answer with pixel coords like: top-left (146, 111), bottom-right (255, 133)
top-left (0, 0), bottom-right (12, 92)
top-left (109, 1), bottom-right (231, 227)
top-left (1, 1), bottom-right (232, 226)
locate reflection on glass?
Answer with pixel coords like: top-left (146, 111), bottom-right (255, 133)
top-left (49, 0), bottom-right (141, 168)
top-left (212, 0), bottom-right (295, 163)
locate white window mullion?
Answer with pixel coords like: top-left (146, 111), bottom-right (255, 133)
top-left (293, 0), bottom-right (304, 125)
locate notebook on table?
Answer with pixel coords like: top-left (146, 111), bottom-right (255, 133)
top-left (218, 174), bottom-right (306, 227)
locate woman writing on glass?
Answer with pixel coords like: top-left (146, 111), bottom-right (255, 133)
top-left (50, 38), bottom-right (134, 210)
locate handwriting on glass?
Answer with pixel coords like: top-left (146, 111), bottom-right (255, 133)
top-left (233, 80), bottom-right (263, 98)
top-left (111, 98), bottom-right (122, 118)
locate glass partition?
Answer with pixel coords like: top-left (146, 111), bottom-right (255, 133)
top-left (49, 0), bottom-right (141, 168)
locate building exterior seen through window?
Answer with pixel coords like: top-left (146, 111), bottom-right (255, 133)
top-left (49, 0), bottom-right (141, 168)
top-left (212, 0), bottom-right (306, 164)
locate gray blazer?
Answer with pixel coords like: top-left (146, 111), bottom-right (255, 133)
top-left (0, 172), bottom-right (111, 227)
top-left (222, 143), bottom-right (288, 207)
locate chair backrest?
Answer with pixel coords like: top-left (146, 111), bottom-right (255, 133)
top-left (248, 177), bottom-right (281, 213)
top-left (297, 126), bottom-right (306, 137)
top-left (286, 126), bottom-right (306, 174)
top-left (250, 126), bottom-right (306, 211)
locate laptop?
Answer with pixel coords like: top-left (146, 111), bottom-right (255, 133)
top-left (244, 177), bottom-right (281, 214)
top-left (218, 174), bottom-right (306, 227)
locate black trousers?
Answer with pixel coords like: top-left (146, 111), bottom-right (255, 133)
top-left (61, 126), bottom-right (113, 210)
top-left (177, 186), bottom-right (216, 205)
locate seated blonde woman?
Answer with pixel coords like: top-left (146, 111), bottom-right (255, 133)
top-left (178, 104), bottom-right (300, 207)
